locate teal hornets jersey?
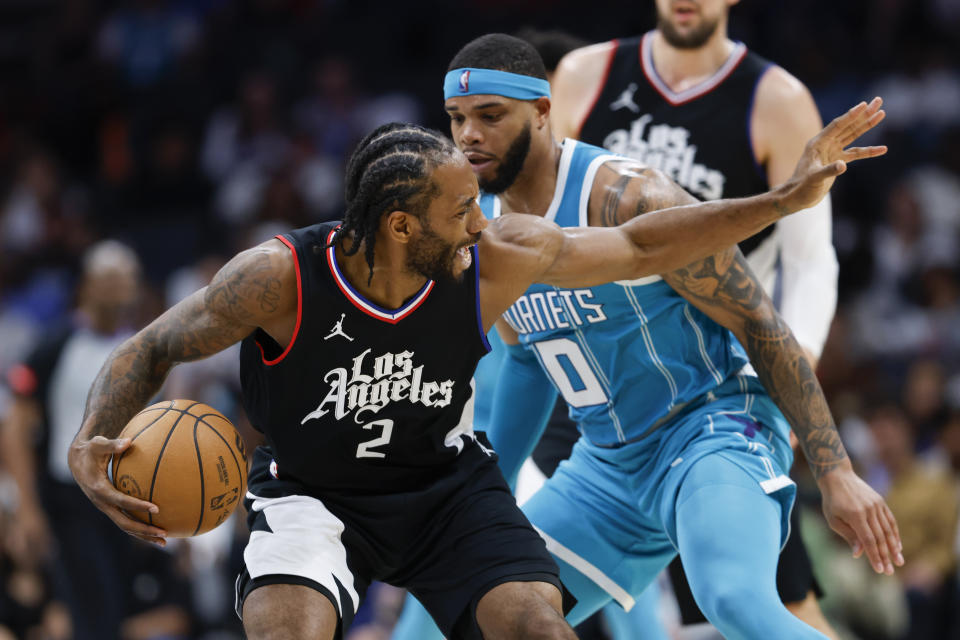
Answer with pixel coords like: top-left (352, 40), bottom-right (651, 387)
top-left (481, 139), bottom-right (753, 447)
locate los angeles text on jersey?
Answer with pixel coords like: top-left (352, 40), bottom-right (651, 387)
top-left (301, 348), bottom-right (455, 425)
top-left (503, 288), bottom-right (607, 335)
top-left (602, 113), bottom-right (725, 200)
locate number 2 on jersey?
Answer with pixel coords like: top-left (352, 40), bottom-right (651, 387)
top-left (532, 338), bottom-right (608, 408)
top-left (356, 418), bottom-right (394, 459)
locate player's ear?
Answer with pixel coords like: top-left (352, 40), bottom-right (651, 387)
top-left (533, 96), bottom-right (551, 129)
top-left (385, 210), bottom-right (416, 244)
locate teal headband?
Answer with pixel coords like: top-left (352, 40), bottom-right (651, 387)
top-left (443, 68), bottom-right (551, 101)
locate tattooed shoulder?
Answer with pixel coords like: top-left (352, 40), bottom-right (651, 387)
top-left (204, 240), bottom-right (296, 321)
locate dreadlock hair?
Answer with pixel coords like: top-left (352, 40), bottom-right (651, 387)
top-left (447, 33), bottom-right (548, 80)
top-left (333, 122), bottom-right (457, 283)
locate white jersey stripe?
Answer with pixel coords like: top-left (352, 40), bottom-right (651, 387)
top-left (544, 140), bottom-right (577, 223)
top-left (641, 31), bottom-right (748, 106)
top-left (623, 286), bottom-right (679, 405)
top-left (534, 526), bottom-right (637, 611)
top-left (682, 305), bottom-right (724, 385)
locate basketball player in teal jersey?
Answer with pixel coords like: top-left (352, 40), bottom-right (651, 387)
top-left (551, 1), bottom-right (841, 634)
top-left (419, 34), bottom-right (895, 640)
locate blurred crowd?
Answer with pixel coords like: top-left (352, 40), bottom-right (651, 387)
top-left (0, 1), bottom-right (958, 639)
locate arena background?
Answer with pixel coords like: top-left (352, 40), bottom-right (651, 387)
top-left (0, 1), bottom-right (958, 638)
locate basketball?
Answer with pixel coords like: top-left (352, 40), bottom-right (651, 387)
top-left (111, 399), bottom-right (249, 537)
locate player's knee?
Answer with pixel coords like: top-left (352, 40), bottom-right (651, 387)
top-left (476, 581), bottom-right (576, 640)
top-left (696, 581), bottom-right (763, 629)
top-left (511, 605), bottom-right (576, 640)
top-left (243, 584), bottom-right (337, 640)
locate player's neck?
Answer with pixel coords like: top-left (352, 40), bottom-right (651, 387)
top-left (335, 239), bottom-right (428, 310)
top-left (650, 29), bottom-right (735, 93)
top-left (498, 137), bottom-right (562, 216)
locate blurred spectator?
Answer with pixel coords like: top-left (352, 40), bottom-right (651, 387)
top-left (868, 403), bottom-right (959, 639)
top-left (293, 56), bottom-right (366, 161)
top-left (203, 70), bottom-right (291, 224)
top-left (0, 241), bottom-right (192, 640)
top-left (98, 0), bottom-right (201, 90)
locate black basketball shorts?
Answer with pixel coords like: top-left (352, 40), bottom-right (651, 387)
top-left (235, 441), bottom-right (572, 639)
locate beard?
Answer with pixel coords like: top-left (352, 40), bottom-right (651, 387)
top-left (406, 221), bottom-right (480, 284)
top-left (657, 11), bottom-right (721, 49)
top-left (478, 122), bottom-right (532, 194)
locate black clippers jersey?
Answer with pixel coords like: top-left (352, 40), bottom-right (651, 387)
top-left (578, 32), bottom-right (775, 255)
top-left (239, 222), bottom-right (491, 493)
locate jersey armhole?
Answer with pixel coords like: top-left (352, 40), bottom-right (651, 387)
top-left (575, 41), bottom-right (619, 140)
top-left (259, 234), bottom-right (303, 366)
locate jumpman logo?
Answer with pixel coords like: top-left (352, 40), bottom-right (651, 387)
top-left (324, 313), bottom-right (354, 341)
top-left (610, 83), bottom-right (640, 113)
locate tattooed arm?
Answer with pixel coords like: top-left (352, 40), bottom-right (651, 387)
top-left (663, 249), bottom-right (903, 575)
top-left (68, 239), bottom-right (296, 544)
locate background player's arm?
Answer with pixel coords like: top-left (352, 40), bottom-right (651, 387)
top-left (662, 248), bottom-right (903, 575)
top-left (68, 239), bottom-right (297, 543)
top-left (753, 67), bottom-right (838, 365)
top-left (549, 42), bottom-right (614, 140)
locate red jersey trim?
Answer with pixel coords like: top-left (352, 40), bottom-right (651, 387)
top-left (640, 31), bottom-right (748, 106)
top-left (325, 227), bottom-right (435, 324)
top-left (258, 235), bottom-right (302, 366)
top-left (575, 40), bottom-right (619, 140)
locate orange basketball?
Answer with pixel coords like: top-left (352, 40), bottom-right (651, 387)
top-left (111, 399), bottom-right (248, 537)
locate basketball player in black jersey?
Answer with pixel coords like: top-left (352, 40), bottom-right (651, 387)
top-left (69, 115), bottom-right (880, 639)
top-left (552, 1), bottom-right (841, 634)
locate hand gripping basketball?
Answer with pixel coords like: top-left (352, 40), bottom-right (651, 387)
top-left (111, 400), bottom-right (249, 538)
top-left (781, 97), bottom-right (887, 213)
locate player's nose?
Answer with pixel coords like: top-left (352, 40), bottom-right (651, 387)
top-left (458, 118), bottom-right (483, 146)
top-left (466, 201), bottom-right (488, 234)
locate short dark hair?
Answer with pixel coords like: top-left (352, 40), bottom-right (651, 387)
top-left (447, 33), bottom-right (548, 80)
top-left (336, 122), bottom-right (457, 283)
top-left (514, 28), bottom-right (588, 73)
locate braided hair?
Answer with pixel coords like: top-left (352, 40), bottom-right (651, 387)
top-left (333, 122), bottom-right (457, 283)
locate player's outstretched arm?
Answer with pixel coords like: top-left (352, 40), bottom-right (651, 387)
top-left (662, 248), bottom-right (903, 576)
top-left (505, 99), bottom-right (887, 290)
top-left (68, 239), bottom-right (296, 544)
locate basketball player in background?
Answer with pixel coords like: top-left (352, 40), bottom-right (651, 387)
top-left (70, 110), bottom-right (872, 639)
top-left (1, 241), bottom-right (191, 640)
top-left (551, 0), bottom-right (840, 634)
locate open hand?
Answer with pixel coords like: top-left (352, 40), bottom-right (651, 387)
top-left (782, 97), bottom-right (887, 212)
top-left (818, 465), bottom-right (903, 575)
top-left (68, 435), bottom-right (167, 546)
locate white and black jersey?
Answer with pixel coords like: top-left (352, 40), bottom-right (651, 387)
top-left (235, 222), bottom-right (569, 638)
top-left (577, 32), bottom-right (837, 356)
top-left (578, 32), bottom-right (773, 255)
top-left (239, 221), bottom-right (492, 494)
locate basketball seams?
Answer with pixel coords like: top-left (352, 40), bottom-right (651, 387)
top-left (146, 401), bottom-right (203, 526)
top-left (197, 415), bottom-right (247, 496)
top-left (192, 422), bottom-right (206, 536)
top-left (113, 400), bottom-right (176, 478)
top-left (112, 399), bottom-right (243, 537)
